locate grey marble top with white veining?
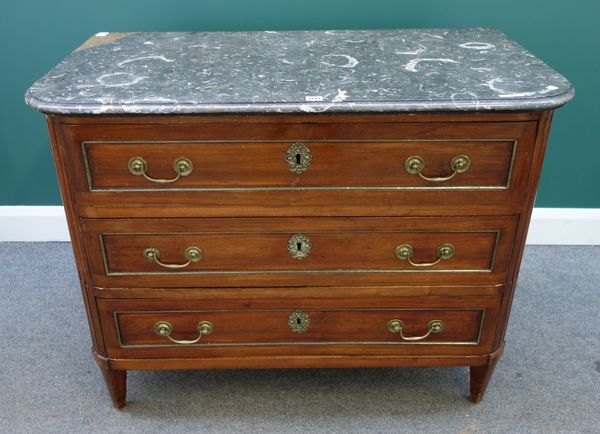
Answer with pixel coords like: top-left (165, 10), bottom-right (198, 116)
top-left (25, 29), bottom-right (574, 115)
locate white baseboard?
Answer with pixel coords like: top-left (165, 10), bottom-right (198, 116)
top-left (525, 208), bottom-right (600, 245)
top-left (0, 206), bottom-right (70, 241)
top-left (0, 206), bottom-right (598, 245)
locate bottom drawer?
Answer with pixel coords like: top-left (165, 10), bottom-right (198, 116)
top-left (98, 295), bottom-right (500, 358)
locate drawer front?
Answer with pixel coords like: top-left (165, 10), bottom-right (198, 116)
top-left (61, 120), bottom-right (538, 217)
top-left (83, 139), bottom-right (514, 190)
top-left (83, 216), bottom-right (517, 288)
top-left (98, 296), bottom-right (500, 358)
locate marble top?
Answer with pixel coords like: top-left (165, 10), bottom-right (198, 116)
top-left (25, 29), bottom-right (574, 115)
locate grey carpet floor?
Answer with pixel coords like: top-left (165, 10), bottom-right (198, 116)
top-left (0, 243), bottom-right (598, 434)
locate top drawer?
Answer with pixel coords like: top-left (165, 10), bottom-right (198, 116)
top-left (58, 119), bottom-right (538, 217)
top-left (84, 139), bottom-right (514, 190)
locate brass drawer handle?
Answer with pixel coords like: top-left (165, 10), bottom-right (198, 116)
top-left (285, 142), bottom-right (312, 174)
top-left (287, 233), bottom-right (311, 260)
top-left (387, 319), bottom-right (444, 341)
top-left (128, 156), bottom-right (193, 183)
top-left (154, 320), bottom-right (214, 344)
top-left (405, 155), bottom-right (471, 182)
top-left (395, 243), bottom-right (455, 267)
top-left (143, 246), bottom-right (202, 269)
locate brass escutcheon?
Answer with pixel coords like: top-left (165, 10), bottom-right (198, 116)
top-left (288, 309), bottom-right (310, 333)
top-left (287, 233), bottom-right (312, 260)
top-left (285, 142), bottom-right (312, 174)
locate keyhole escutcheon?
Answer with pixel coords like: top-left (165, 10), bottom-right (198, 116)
top-left (288, 309), bottom-right (310, 333)
top-left (285, 142), bottom-right (312, 174)
top-left (287, 233), bottom-right (311, 260)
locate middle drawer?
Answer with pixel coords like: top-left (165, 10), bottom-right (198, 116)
top-left (83, 216), bottom-right (517, 288)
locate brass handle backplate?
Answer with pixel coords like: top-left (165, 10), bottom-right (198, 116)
top-left (405, 155), bottom-right (471, 182)
top-left (387, 319), bottom-right (444, 341)
top-left (128, 156), bottom-right (193, 183)
top-left (143, 246), bottom-right (203, 269)
top-left (287, 233), bottom-right (311, 260)
top-left (154, 320), bottom-right (214, 344)
top-left (395, 243), bottom-right (455, 267)
top-left (288, 309), bottom-right (310, 333)
top-left (285, 142), bottom-right (312, 174)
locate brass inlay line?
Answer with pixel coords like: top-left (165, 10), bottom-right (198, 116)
top-left (81, 139), bottom-right (518, 192)
top-left (106, 269), bottom-right (493, 276)
top-left (113, 308), bottom-right (485, 348)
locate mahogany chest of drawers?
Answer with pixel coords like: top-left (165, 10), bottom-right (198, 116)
top-left (26, 29), bottom-right (573, 408)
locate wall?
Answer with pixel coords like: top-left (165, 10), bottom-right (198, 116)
top-left (1, 0), bottom-right (597, 206)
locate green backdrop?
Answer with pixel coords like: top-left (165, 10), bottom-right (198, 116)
top-left (1, 0), bottom-right (596, 206)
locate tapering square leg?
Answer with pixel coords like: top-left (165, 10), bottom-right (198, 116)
top-left (99, 366), bottom-right (127, 409)
top-left (469, 358), bottom-right (498, 403)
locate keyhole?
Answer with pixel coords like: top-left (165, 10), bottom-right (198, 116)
top-left (297, 242), bottom-right (302, 251)
top-left (296, 318), bottom-right (302, 325)
top-left (295, 153), bottom-right (302, 165)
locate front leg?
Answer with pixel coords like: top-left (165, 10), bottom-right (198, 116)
top-left (469, 343), bottom-right (504, 403)
top-left (469, 359), bottom-right (497, 403)
top-left (92, 351), bottom-right (127, 410)
top-left (98, 365), bottom-right (127, 409)
top-left (93, 351), bottom-right (127, 408)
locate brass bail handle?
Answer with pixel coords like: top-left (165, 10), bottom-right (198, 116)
top-left (143, 246), bottom-right (203, 269)
top-left (395, 243), bottom-right (455, 267)
top-left (405, 155), bottom-right (471, 182)
top-left (154, 320), bottom-right (214, 345)
top-left (128, 156), bottom-right (193, 184)
top-left (387, 319), bottom-right (444, 341)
